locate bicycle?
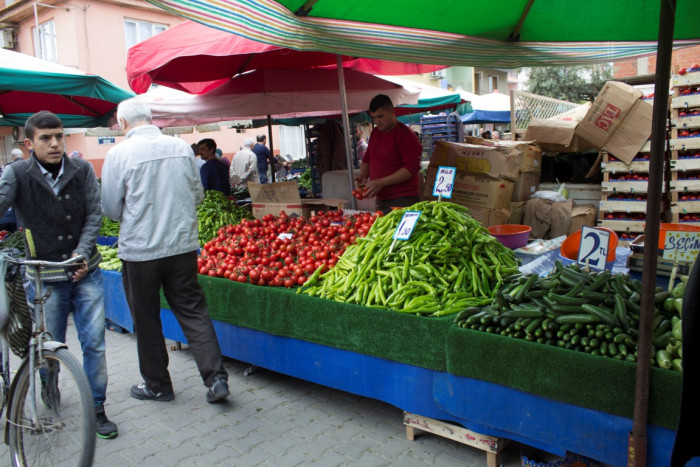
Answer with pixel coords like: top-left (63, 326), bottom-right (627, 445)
top-left (0, 253), bottom-right (95, 466)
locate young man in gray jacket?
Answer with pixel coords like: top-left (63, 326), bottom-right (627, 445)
top-left (101, 98), bottom-right (229, 404)
top-left (0, 111), bottom-right (118, 439)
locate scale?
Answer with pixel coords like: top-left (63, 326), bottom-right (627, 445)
top-left (626, 234), bottom-right (692, 276)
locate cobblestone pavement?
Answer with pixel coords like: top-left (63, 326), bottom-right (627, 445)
top-left (1, 323), bottom-right (529, 466)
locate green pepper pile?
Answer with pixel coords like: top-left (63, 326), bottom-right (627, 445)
top-left (99, 217), bottom-right (120, 237)
top-left (197, 190), bottom-right (254, 246)
top-left (299, 201), bottom-right (519, 317)
top-left (454, 261), bottom-right (684, 369)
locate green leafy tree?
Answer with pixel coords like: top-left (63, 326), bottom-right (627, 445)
top-left (525, 64), bottom-right (612, 103)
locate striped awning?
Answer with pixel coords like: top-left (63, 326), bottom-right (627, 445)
top-left (145, 0), bottom-right (700, 68)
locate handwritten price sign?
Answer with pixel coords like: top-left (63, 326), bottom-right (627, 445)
top-left (393, 211), bottom-right (422, 241)
top-left (577, 226), bottom-right (610, 271)
top-left (663, 231), bottom-right (700, 262)
top-left (432, 166), bottom-right (456, 199)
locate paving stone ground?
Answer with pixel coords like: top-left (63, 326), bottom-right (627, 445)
top-left (1, 322), bottom-right (534, 466)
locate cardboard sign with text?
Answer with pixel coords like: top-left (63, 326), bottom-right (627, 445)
top-left (423, 167), bottom-right (514, 210)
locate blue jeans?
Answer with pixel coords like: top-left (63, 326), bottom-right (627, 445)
top-left (259, 171), bottom-right (269, 184)
top-left (24, 268), bottom-right (108, 406)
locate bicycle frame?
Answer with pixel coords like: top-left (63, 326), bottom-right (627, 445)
top-left (1, 255), bottom-right (84, 429)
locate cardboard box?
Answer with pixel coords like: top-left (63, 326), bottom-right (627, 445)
top-left (461, 137), bottom-right (543, 173)
top-left (568, 204), bottom-right (598, 235)
top-left (575, 81), bottom-right (652, 164)
top-left (428, 141), bottom-right (533, 181)
top-left (423, 166), bottom-right (514, 209)
top-left (248, 181), bottom-right (346, 219)
top-left (463, 205), bottom-right (512, 227)
top-left (511, 170), bottom-right (541, 202)
top-left (525, 103), bottom-right (596, 153)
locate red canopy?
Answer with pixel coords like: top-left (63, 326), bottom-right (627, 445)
top-left (127, 20), bottom-right (447, 94)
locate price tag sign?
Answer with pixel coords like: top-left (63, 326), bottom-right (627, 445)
top-left (663, 231), bottom-right (700, 262)
top-left (577, 226), bottom-right (611, 271)
top-left (393, 211), bottom-right (422, 241)
top-left (432, 166), bottom-right (456, 199)
top-left (278, 232), bottom-right (293, 240)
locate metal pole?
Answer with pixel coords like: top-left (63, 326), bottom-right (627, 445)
top-left (628, 1), bottom-right (675, 465)
top-left (337, 54), bottom-right (357, 210)
top-left (267, 115), bottom-right (276, 183)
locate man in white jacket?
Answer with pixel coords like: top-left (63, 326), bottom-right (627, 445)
top-left (229, 137), bottom-right (259, 189)
top-left (101, 98), bottom-right (229, 404)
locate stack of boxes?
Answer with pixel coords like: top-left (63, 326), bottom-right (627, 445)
top-left (421, 140), bottom-right (543, 227)
top-left (669, 68), bottom-right (700, 225)
top-left (419, 113), bottom-right (461, 159)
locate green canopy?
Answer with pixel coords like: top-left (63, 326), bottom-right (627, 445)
top-left (0, 49), bottom-right (134, 128)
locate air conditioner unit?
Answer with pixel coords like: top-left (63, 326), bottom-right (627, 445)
top-left (430, 69), bottom-right (447, 79)
top-left (0, 29), bottom-right (16, 49)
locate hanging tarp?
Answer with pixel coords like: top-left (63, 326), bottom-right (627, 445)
top-left (144, 0), bottom-right (700, 68)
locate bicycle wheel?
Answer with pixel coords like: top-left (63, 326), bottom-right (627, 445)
top-left (7, 348), bottom-right (96, 467)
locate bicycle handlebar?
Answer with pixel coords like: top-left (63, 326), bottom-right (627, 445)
top-left (1, 254), bottom-right (86, 269)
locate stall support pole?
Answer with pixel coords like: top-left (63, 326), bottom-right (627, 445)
top-left (337, 54), bottom-right (357, 210)
top-left (266, 115), bottom-right (277, 183)
top-left (628, 1), bottom-right (675, 465)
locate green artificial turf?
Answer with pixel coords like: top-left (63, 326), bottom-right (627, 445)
top-left (162, 276), bottom-right (452, 371)
top-left (445, 326), bottom-right (681, 430)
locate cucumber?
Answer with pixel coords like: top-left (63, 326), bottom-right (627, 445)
top-left (555, 314), bottom-right (601, 325)
top-left (500, 309), bottom-right (544, 319)
top-left (548, 293), bottom-right (587, 306)
top-left (581, 304), bottom-right (618, 327)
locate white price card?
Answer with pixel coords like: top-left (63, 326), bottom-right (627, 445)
top-left (278, 232), bottom-right (293, 240)
top-left (577, 226), bottom-right (611, 271)
top-left (663, 231), bottom-right (700, 262)
top-left (432, 166), bottom-right (456, 199)
top-left (393, 211), bottom-right (422, 241)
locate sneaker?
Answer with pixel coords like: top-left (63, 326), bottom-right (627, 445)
top-left (130, 383), bottom-right (174, 402)
top-left (95, 404), bottom-right (118, 439)
top-left (41, 377), bottom-right (61, 409)
top-left (206, 375), bottom-right (229, 403)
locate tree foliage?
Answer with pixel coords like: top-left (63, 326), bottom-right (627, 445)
top-left (525, 65), bottom-right (612, 103)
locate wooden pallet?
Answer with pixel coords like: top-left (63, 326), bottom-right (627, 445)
top-left (403, 412), bottom-right (507, 467)
top-left (672, 72), bottom-right (700, 87)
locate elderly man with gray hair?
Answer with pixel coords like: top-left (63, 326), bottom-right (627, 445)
top-left (230, 137), bottom-right (260, 189)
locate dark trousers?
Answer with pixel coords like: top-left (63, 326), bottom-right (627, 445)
top-left (377, 195), bottom-right (420, 214)
top-left (121, 251), bottom-right (226, 393)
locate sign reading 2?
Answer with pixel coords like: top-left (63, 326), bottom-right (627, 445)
top-left (577, 226), bottom-right (610, 271)
top-left (432, 166), bottom-right (456, 199)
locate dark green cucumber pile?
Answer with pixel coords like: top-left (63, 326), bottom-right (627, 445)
top-left (454, 260), bottom-right (678, 368)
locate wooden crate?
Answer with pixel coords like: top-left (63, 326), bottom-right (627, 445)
top-left (597, 219), bottom-right (646, 233)
top-left (671, 93), bottom-right (700, 109)
top-left (537, 182), bottom-right (602, 205)
top-left (671, 212), bottom-right (700, 224)
top-left (670, 137), bottom-right (700, 151)
top-left (403, 412), bottom-right (507, 467)
top-left (669, 157), bottom-right (700, 171)
top-left (671, 201), bottom-right (700, 214)
top-left (601, 177), bottom-right (651, 194)
top-left (672, 72), bottom-right (700, 87)
top-left (671, 115), bottom-right (700, 130)
top-left (601, 160), bottom-right (650, 173)
top-left (670, 178), bottom-right (700, 192)
top-left (671, 191), bottom-right (700, 202)
top-left (599, 200), bottom-right (649, 214)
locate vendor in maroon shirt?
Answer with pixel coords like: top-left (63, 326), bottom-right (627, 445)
top-left (354, 94), bottom-right (422, 213)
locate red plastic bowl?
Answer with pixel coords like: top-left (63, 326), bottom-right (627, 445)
top-left (487, 224), bottom-right (532, 249)
top-left (560, 227), bottom-right (619, 262)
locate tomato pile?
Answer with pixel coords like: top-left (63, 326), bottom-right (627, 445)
top-left (679, 213), bottom-right (700, 223)
top-left (678, 129), bottom-right (700, 138)
top-left (603, 213), bottom-right (646, 221)
top-left (607, 153), bottom-right (650, 162)
top-left (678, 192), bottom-right (700, 201)
top-left (678, 64), bottom-right (700, 75)
top-left (678, 151), bottom-right (700, 159)
top-left (678, 109), bottom-right (700, 118)
top-left (678, 85), bottom-right (700, 96)
top-left (618, 232), bottom-right (638, 241)
top-left (607, 193), bottom-right (647, 202)
top-left (608, 173), bottom-right (650, 182)
top-left (197, 210), bottom-right (379, 286)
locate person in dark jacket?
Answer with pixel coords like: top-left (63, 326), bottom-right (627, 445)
top-left (253, 134), bottom-right (271, 184)
top-left (197, 138), bottom-right (231, 196)
top-left (0, 111), bottom-right (118, 439)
